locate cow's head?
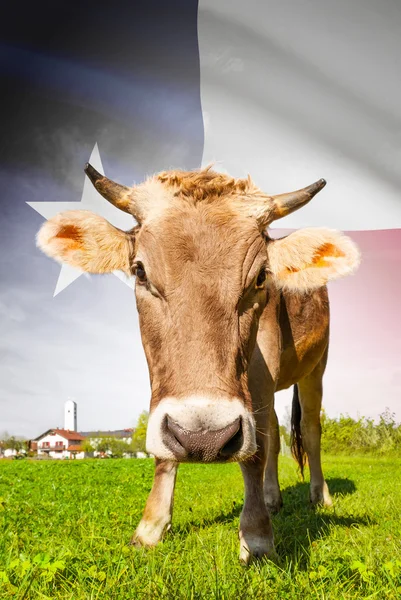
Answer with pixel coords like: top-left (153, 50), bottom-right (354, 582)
top-left (37, 166), bottom-right (360, 462)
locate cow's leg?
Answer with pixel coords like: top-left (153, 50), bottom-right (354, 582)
top-left (242, 297), bottom-right (281, 563)
top-left (263, 407), bottom-right (283, 513)
top-left (239, 432), bottom-right (275, 564)
top-left (131, 459), bottom-right (178, 547)
top-left (297, 360), bottom-right (332, 507)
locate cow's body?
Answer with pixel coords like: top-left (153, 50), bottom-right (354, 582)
top-left (37, 165), bottom-right (359, 563)
top-left (134, 284), bottom-right (331, 560)
top-left (277, 287), bottom-right (329, 392)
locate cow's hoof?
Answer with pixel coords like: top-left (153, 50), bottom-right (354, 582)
top-left (239, 532), bottom-right (275, 565)
top-left (130, 520), bottom-right (170, 548)
top-left (310, 481), bottom-right (333, 508)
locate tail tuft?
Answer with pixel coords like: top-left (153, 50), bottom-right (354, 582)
top-left (290, 384), bottom-right (306, 479)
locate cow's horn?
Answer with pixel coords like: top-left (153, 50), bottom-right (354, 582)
top-left (84, 163), bottom-right (140, 218)
top-left (270, 178), bottom-right (327, 221)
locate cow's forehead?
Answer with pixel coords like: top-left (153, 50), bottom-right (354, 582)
top-left (135, 200), bottom-right (266, 279)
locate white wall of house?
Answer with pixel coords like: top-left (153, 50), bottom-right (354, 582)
top-left (37, 432), bottom-right (69, 456)
top-left (37, 432), bottom-right (85, 459)
top-left (47, 448), bottom-right (68, 459)
top-left (4, 448), bottom-right (17, 458)
top-left (64, 451), bottom-right (85, 460)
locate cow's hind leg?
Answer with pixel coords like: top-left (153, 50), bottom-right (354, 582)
top-left (131, 459), bottom-right (178, 547)
top-left (294, 359), bottom-right (333, 507)
top-left (264, 407), bottom-right (283, 513)
top-left (239, 433), bottom-right (275, 564)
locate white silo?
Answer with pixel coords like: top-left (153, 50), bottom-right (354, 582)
top-left (64, 399), bottom-right (77, 431)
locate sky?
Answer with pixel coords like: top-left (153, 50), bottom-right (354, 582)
top-left (1, 0), bottom-right (400, 438)
top-left (198, 0), bottom-right (401, 425)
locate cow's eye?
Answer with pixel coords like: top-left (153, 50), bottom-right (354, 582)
top-left (135, 262), bottom-right (147, 284)
top-left (256, 268), bottom-right (266, 288)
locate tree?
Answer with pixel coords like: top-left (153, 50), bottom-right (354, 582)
top-left (279, 424), bottom-right (291, 448)
top-left (130, 411), bottom-right (149, 454)
top-left (81, 439), bottom-right (95, 454)
top-left (4, 436), bottom-right (24, 452)
top-left (95, 436), bottom-right (114, 455)
top-left (108, 438), bottom-right (129, 458)
top-left (90, 435), bottom-right (130, 458)
top-left (282, 405), bottom-right (292, 433)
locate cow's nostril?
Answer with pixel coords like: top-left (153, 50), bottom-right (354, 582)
top-left (161, 415), bottom-right (188, 460)
top-left (166, 416), bottom-right (188, 448)
top-left (219, 420), bottom-right (243, 457)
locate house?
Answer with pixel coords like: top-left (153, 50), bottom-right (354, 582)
top-left (3, 448), bottom-right (18, 458)
top-left (29, 426), bottom-right (144, 459)
top-left (0, 438), bottom-right (27, 459)
top-left (31, 428), bottom-right (86, 460)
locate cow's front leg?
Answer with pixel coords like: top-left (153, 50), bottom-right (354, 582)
top-left (239, 441), bottom-right (275, 564)
top-left (264, 407), bottom-right (283, 513)
top-left (131, 459), bottom-right (178, 547)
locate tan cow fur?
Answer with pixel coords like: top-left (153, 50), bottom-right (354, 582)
top-left (37, 166), bottom-right (360, 563)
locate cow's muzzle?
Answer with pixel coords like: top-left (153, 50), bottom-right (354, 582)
top-left (162, 415), bottom-right (243, 462)
top-left (145, 396), bottom-right (257, 463)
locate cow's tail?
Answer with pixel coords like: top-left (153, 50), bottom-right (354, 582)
top-left (290, 384), bottom-right (306, 480)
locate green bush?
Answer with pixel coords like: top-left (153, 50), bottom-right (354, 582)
top-left (321, 408), bottom-right (401, 454)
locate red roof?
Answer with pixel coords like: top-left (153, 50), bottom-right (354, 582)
top-left (34, 429), bottom-right (85, 442)
top-left (54, 429), bottom-right (85, 441)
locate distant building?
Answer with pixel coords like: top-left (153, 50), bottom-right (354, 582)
top-left (3, 448), bottom-right (18, 458)
top-left (27, 400), bottom-right (138, 459)
top-left (28, 427), bottom-right (136, 459)
top-left (31, 428), bottom-right (86, 460)
top-left (80, 429), bottom-right (133, 445)
top-left (0, 438), bottom-right (27, 459)
top-left (3, 400), bottom-right (141, 460)
top-left (64, 399), bottom-right (77, 432)
top-left (80, 429), bottom-right (134, 457)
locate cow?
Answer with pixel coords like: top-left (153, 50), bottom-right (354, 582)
top-left (37, 164), bottom-right (360, 563)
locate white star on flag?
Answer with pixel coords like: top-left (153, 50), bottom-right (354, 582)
top-left (28, 144), bottom-right (135, 296)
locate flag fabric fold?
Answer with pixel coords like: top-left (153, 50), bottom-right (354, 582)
top-left (0, 0), bottom-right (399, 437)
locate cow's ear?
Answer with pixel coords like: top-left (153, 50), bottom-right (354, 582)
top-left (266, 228), bottom-right (360, 292)
top-left (37, 210), bottom-right (135, 274)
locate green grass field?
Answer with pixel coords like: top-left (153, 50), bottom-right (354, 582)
top-left (0, 455), bottom-right (400, 599)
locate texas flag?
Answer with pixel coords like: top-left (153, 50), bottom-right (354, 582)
top-left (1, 0), bottom-right (400, 438)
